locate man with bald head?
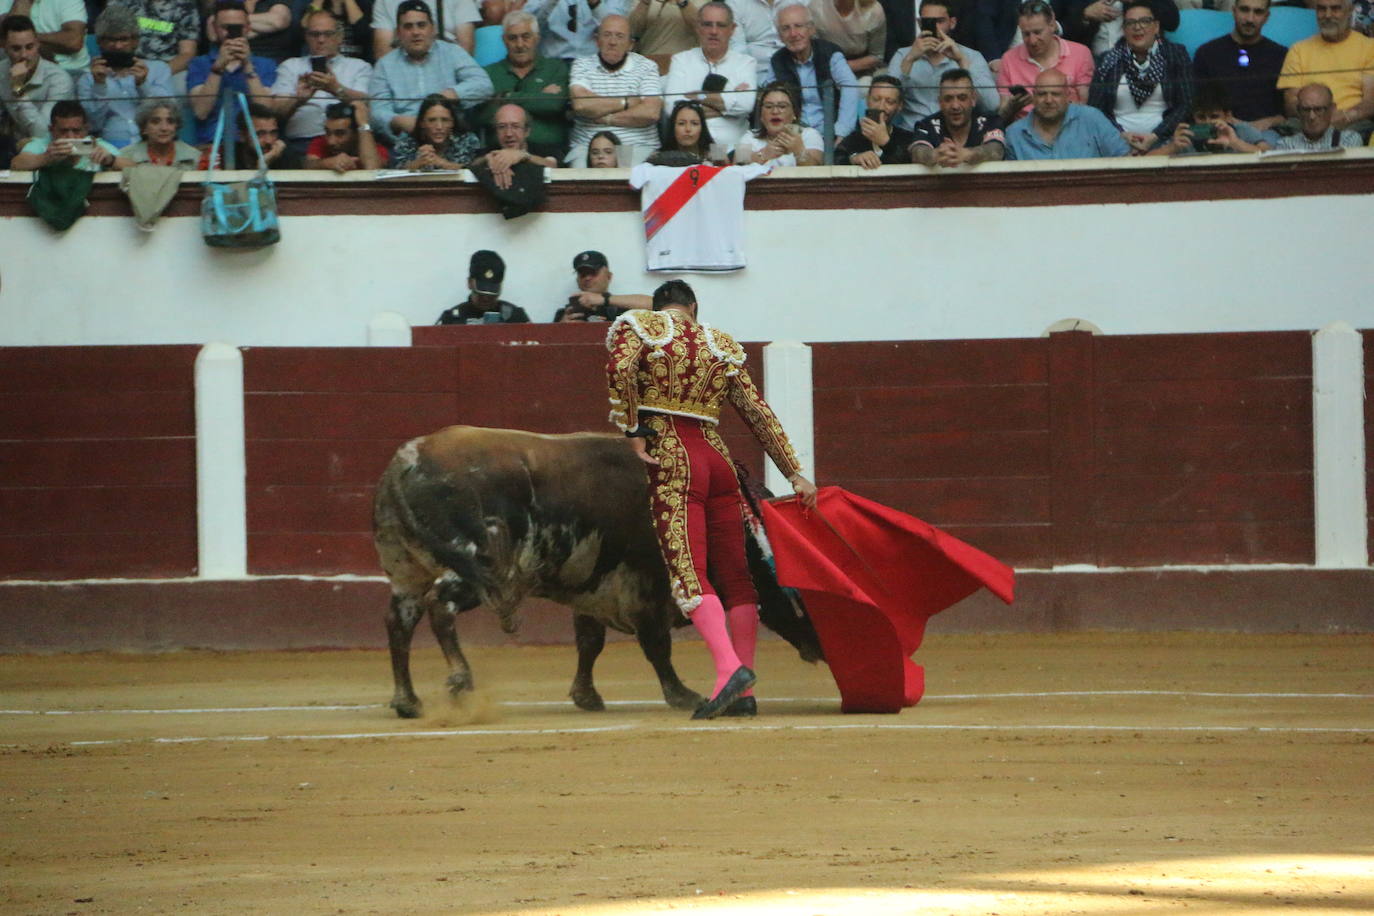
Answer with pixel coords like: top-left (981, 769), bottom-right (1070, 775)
top-left (568, 13), bottom-right (662, 162)
top-left (1275, 84), bottom-right (1365, 150)
top-left (479, 10), bottom-right (569, 160)
top-left (471, 103), bottom-right (561, 176)
top-left (1004, 68), bottom-right (1129, 160)
top-left (1277, 0), bottom-right (1374, 130)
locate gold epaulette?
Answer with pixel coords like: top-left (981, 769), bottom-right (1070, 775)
top-left (607, 309), bottom-right (676, 351)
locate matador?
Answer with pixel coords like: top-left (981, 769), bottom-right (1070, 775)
top-left (605, 280), bottom-right (818, 719)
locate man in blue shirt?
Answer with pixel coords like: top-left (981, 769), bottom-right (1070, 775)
top-left (525, 0), bottom-right (627, 63)
top-left (770, 2), bottom-right (859, 142)
top-left (187, 1), bottom-right (277, 146)
top-left (1005, 69), bottom-right (1129, 160)
top-left (368, 0), bottom-right (494, 142)
top-left (77, 4), bottom-right (176, 148)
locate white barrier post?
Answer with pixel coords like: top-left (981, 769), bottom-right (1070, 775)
top-left (368, 311), bottom-right (411, 347)
top-left (1312, 322), bottom-right (1368, 568)
top-left (195, 342), bottom-right (248, 578)
top-left (762, 341), bottom-right (814, 497)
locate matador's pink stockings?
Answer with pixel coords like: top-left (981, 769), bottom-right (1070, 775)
top-left (727, 603), bottom-right (758, 696)
top-left (692, 594), bottom-right (743, 696)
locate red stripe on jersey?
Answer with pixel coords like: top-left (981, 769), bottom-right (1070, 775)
top-left (643, 165), bottom-right (724, 242)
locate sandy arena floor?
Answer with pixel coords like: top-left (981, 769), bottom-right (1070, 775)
top-left (2, 632), bottom-right (1372, 915)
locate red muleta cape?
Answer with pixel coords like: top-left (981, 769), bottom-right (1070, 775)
top-left (760, 486), bottom-right (1015, 714)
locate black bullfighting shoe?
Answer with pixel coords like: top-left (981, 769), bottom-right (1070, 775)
top-left (721, 696), bottom-right (757, 717)
top-left (691, 666), bottom-right (756, 720)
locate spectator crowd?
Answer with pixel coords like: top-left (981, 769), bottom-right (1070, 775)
top-left (3, 0), bottom-right (1373, 172)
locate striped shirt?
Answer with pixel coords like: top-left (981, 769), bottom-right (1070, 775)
top-left (569, 51), bottom-right (662, 152)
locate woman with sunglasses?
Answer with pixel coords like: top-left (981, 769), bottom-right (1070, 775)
top-left (393, 93), bottom-right (483, 170)
top-left (732, 82), bottom-right (823, 166)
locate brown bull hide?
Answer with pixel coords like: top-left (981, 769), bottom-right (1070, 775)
top-left (374, 425), bottom-right (821, 719)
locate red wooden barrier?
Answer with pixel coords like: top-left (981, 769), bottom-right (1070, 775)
top-left (0, 346), bottom-right (199, 578)
top-left (0, 331), bottom-right (1330, 580)
top-left (810, 338), bottom-right (1053, 567)
top-left (241, 333), bottom-right (770, 575)
top-left (1092, 332), bottom-right (1312, 565)
top-left (810, 331), bottom-right (1316, 569)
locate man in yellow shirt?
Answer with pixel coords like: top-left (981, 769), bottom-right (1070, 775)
top-left (1277, 0), bottom-right (1374, 129)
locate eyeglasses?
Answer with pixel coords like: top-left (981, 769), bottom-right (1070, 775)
top-left (1297, 104), bottom-right (1333, 113)
top-left (305, 28), bottom-right (342, 38)
top-left (1018, 0), bottom-right (1053, 15)
top-left (1123, 15), bottom-right (1157, 27)
top-left (761, 101), bottom-right (791, 111)
top-left (567, 2), bottom-right (577, 32)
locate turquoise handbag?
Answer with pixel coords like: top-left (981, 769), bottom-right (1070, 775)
top-left (201, 91), bottom-right (280, 248)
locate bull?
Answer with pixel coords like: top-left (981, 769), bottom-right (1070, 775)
top-left (373, 425), bottom-right (823, 719)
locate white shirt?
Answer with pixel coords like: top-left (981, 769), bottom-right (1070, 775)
top-left (630, 162), bottom-right (772, 271)
top-left (727, 0), bottom-right (785, 82)
top-left (1091, 1), bottom-right (1124, 57)
top-left (570, 51), bottom-right (663, 151)
top-left (1113, 73), bottom-right (1165, 135)
top-left (270, 54), bottom-right (374, 139)
top-left (662, 47), bottom-right (757, 154)
top-left (371, 0), bottom-right (480, 44)
top-left (732, 125), bottom-right (823, 167)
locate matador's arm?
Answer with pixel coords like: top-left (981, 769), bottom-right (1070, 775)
top-left (726, 366), bottom-right (802, 480)
top-left (606, 317), bottom-right (646, 434)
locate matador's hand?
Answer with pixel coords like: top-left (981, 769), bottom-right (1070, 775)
top-left (790, 474), bottom-right (818, 510)
top-left (629, 435), bottom-right (660, 466)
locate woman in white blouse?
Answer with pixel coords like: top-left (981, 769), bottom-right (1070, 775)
top-left (733, 82), bottom-right (824, 166)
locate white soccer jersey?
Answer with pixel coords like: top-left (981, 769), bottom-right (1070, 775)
top-left (628, 162), bottom-right (772, 273)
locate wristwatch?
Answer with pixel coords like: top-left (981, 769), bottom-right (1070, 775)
top-left (358, 123), bottom-right (372, 131)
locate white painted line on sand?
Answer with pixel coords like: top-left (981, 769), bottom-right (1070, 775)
top-left (10, 720), bottom-right (1370, 750)
top-left (2, 689), bottom-right (1369, 717)
top-left (0, 704), bottom-right (382, 716)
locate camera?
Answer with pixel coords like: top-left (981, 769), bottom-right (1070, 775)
top-left (1190, 122), bottom-right (1216, 142)
top-left (103, 50), bottom-right (136, 69)
top-left (224, 23), bottom-right (244, 38)
top-left (68, 138), bottom-right (96, 157)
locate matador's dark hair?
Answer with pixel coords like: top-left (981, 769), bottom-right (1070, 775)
top-left (652, 279), bottom-right (697, 311)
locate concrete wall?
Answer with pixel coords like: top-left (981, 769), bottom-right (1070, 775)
top-left (2, 161), bottom-right (1372, 347)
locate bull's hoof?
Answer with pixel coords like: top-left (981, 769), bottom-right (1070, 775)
top-left (570, 686), bottom-right (606, 711)
top-left (391, 699), bottom-right (423, 719)
top-left (445, 672), bottom-right (474, 697)
top-left (663, 684), bottom-right (705, 711)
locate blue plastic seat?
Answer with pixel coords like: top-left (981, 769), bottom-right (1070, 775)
top-left (1166, 9), bottom-right (1232, 56)
top-left (472, 25), bottom-right (506, 66)
top-left (1263, 6), bottom-right (1318, 46)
